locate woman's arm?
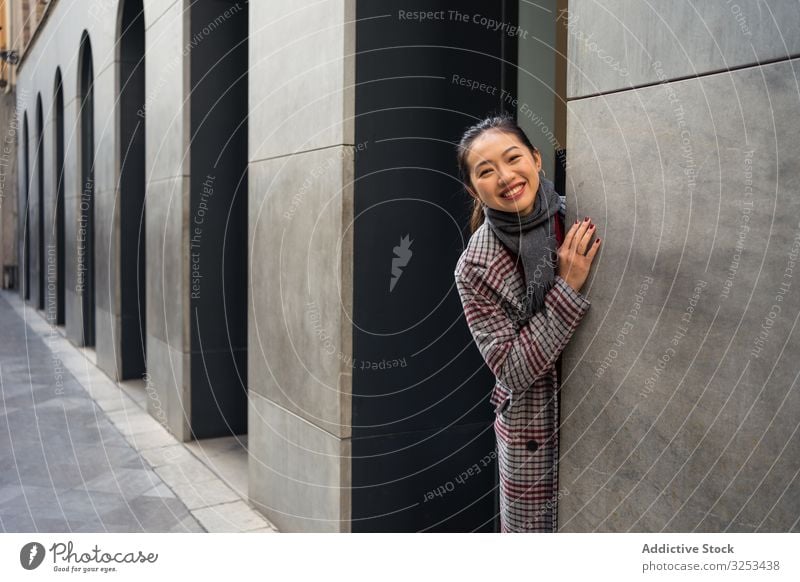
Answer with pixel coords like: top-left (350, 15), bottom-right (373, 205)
top-left (454, 265), bottom-right (591, 394)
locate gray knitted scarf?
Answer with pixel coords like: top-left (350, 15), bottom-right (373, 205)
top-left (483, 174), bottom-right (561, 319)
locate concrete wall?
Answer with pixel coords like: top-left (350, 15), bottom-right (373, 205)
top-left (15, 0), bottom-right (125, 363)
top-left (12, 0), bottom-right (215, 442)
top-left (246, 0), bottom-right (355, 532)
top-left (1, 91), bottom-right (19, 289)
top-left (560, 0), bottom-right (800, 532)
top-left (566, 0), bottom-right (800, 98)
top-left (141, 0), bottom-right (192, 439)
top-left (14, 0), bottom-right (355, 531)
top-left (17, 0), bottom-right (795, 534)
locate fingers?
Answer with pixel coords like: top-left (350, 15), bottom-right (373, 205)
top-left (585, 236), bottom-right (601, 262)
top-left (563, 220), bottom-right (579, 249)
top-left (565, 218), bottom-right (591, 251)
top-left (577, 221), bottom-right (596, 254)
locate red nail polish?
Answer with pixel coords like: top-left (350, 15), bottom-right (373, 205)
top-left (584, 216), bottom-right (589, 221)
top-left (595, 238), bottom-right (601, 243)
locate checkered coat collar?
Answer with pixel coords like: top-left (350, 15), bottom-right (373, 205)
top-left (457, 222), bottom-right (528, 314)
top-left (456, 196), bottom-right (566, 314)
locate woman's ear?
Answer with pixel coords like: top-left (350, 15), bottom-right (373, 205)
top-left (532, 148), bottom-right (543, 172)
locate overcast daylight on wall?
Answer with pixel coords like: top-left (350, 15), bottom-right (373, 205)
top-left (0, 0), bottom-right (798, 539)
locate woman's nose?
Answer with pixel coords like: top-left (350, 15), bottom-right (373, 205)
top-left (497, 167), bottom-right (516, 188)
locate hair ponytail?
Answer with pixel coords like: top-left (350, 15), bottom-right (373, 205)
top-left (469, 196), bottom-right (484, 234)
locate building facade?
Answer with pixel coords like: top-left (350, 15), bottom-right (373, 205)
top-left (1, 0), bottom-right (21, 291)
top-left (8, 0), bottom-right (799, 533)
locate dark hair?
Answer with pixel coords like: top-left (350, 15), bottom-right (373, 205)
top-left (456, 113), bottom-right (540, 234)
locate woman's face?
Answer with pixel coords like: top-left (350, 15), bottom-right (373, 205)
top-left (465, 129), bottom-right (542, 216)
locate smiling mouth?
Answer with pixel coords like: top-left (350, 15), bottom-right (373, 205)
top-left (500, 182), bottom-right (526, 200)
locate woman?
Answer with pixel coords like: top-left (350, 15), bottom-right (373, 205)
top-left (453, 114), bottom-right (600, 532)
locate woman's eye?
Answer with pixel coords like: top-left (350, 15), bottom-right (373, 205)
top-left (479, 169), bottom-right (492, 177)
top-left (509, 155), bottom-right (521, 162)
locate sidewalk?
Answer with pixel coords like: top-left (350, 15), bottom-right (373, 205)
top-left (0, 291), bottom-right (277, 533)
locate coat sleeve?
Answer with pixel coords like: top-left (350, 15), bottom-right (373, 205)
top-left (454, 265), bottom-right (591, 394)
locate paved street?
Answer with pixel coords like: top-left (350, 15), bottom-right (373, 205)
top-left (0, 291), bottom-right (209, 532)
top-left (0, 291), bottom-right (206, 532)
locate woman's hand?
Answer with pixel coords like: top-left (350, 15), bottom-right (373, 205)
top-left (557, 217), bottom-right (600, 294)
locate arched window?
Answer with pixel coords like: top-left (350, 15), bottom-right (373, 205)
top-left (118, 0), bottom-right (147, 379)
top-left (22, 112), bottom-right (30, 301)
top-left (78, 32), bottom-right (95, 347)
top-left (54, 68), bottom-right (66, 326)
top-left (35, 94), bottom-right (45, 310)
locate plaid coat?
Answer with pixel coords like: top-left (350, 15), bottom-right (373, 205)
top-left (453, 199), bottom-right (591, 532)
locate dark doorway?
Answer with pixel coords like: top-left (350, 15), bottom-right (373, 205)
top-left (79, 33), bottom-right (96, 347)
top-left (118, 0), bottom-right (147, 379)
top-left (54, 69), bottom-right (66, 326)
top-left (188, 0), bottom-right (248, 438)
top-left (22, 113), bottom-right (30, 302)
top-left (351, 0), bottom-right (518, 532)
top-left (35, 95), bottom-right (45, 310)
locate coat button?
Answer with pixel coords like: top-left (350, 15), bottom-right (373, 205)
top-left (526, 439), bottom-right (539, 452)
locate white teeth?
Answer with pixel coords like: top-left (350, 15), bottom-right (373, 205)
top-left (502, 183), bottom-right (524, 198)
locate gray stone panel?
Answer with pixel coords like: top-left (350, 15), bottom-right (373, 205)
top-left (248, 392), bottom-right (349, 533)
top-left (146, 334), bottom-right (190, 441)
top-left (143, 1), bottom-right (187, 183)
top-left (39, 97), bottom-right (55, 325)
top-left (92, 50), bottom-right (131, 377)
top-left (145, 176), bottom-right (187, 351)
top-left (248, 149), bottom-right (353, 438)
top-left (94, 306), bottom-right (121, 381)
top-left (248, 0), bottom-right (354, 161)
top-left (93, 186), bottom-right (114, 315)
top-left (92, 182), bottom-right (119, 378)
top-left (28, 166), bottom-right (42, 308)
top-left (566, 0), bottom-right (800, 98)
top-left (560, 57), bottom-right (800, 531)
top-left (62, 95), bottom-right (83, 344)
top-left (246, 0), bottom-right (355, 529)
top-left (139, 1), bottom-right (190, 437)
top-left (91, 67), bottom-right (118, 202)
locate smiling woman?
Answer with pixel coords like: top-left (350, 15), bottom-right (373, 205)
top-left (453, 114), bottom-right (601, 532)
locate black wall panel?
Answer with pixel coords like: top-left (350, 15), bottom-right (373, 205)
top-left (352, 0), bottom-right (518, 532)
top-left (189, 0), bottom-right (248, 438)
